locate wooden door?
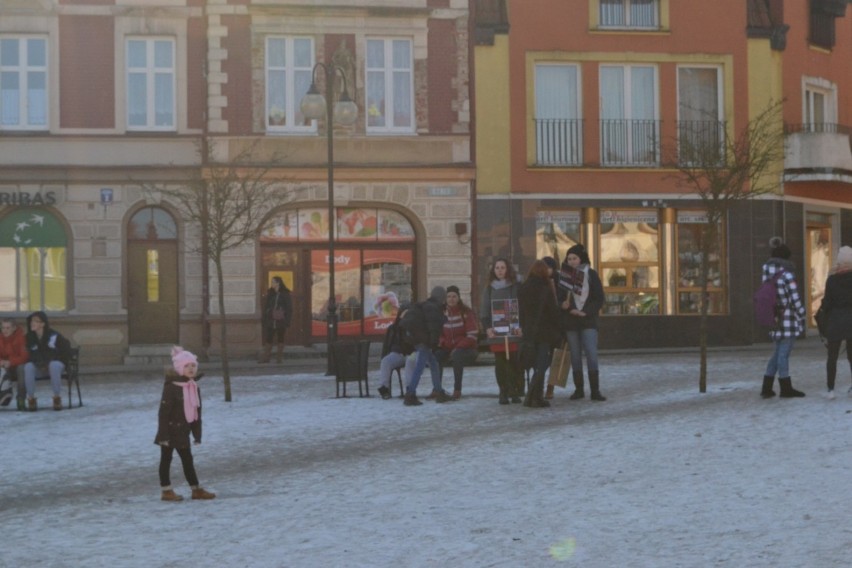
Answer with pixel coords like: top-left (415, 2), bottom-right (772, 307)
top-left (127, 242), bottom-right (179, 344)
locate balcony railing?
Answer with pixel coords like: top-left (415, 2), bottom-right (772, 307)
top-left (784, 122), bottom-right (852, 171)
top-left (600, 119), bottom-right (660, 166)
top-left (534, 118), bottom-right (583, 166)
top-left (677, 120), bottom-right (727, 166)
top-left (784, 122), bottom-right (852, 136)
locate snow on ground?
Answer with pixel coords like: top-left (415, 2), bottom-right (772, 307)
top-left (1, 342), bottom-right (851, 568)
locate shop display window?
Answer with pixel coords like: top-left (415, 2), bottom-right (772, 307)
top-left (599, 210), bottom-right (660, 315)
top-left (675, 211), bottom-right (726, 314)
top-left (536, 210), bottom-right (581, 262)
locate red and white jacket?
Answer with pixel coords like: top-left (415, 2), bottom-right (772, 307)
top-left (439, 305), bottom-right (479, 351)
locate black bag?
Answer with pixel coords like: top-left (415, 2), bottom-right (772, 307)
top-left (815, 305), bottom-right (828, 342)
top-left (520, 339), bottom-right (537, 371)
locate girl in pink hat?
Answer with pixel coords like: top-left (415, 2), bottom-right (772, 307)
top-left (154, 346), bottom-right (216, 502)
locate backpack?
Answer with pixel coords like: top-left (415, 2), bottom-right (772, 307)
top-left (754, 271), bottom-right (785, 328)
top-left (399, 302), bottom-right (426, 340)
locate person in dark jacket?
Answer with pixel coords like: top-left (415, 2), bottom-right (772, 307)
top-left (818, 245), bottom-right (852, 399)
top-left (154, 346), bottom-right (216, 502)
top-left (378, 305), bottom-right (414, 400)
top-left (556, 244), bottom-right (607, 401)
top-left (403, 286), bottom-right (453, 405)
top-left (260, 276), bottom-right (293, 363)
top-left (760, 238), bottom-right (806, 398)
top-left (22, 311), bottom-right (70, 411)
top-left (518, 260), bottom-right (561, 408)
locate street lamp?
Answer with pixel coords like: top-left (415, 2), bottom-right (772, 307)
top-left (300, 62), bottom-right (358, 373)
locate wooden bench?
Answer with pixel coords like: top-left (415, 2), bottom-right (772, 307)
top-left (35, 347), bottom-right (82, 409)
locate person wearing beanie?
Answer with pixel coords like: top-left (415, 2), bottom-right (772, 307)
top-left (436, 285), bottom-right (479, 399)
top-left (480, 258), bottom-right (524, 404)
top-left (817, 245), bottom-right (852, 399)
top-left (154, 346), bottom-right (216, 501)
top-left (403, 287), bottom-right (453, 405)
top-left (555, 244), bottom-right (607, 402)
top-left (760, 237), bottom-right (806, 398)
top-left (22, 311), bottom-right (71, 411)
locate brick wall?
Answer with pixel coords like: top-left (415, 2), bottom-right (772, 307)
top-left (427, 18), bottom-right (457, 134)
top-left (59, 15), bottom-right (115, 129)
top-left (221, 15), bottom-right (252, 135)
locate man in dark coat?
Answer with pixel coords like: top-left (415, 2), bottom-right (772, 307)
top-left (403, 286), bottom-right (453, 405)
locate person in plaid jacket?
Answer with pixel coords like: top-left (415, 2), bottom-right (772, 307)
top-left (761, 238), bottom-right (806, 398)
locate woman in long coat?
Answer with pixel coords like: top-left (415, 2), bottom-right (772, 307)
top-left (518, 259), bottom-right (561, 408)
top-left (819, 245), bottom-right (852, 398)
top-left (260, 276), bottom-right (293, 363)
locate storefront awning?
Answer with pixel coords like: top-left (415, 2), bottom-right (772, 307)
top-left (0, 209), bottom-right (66, 247)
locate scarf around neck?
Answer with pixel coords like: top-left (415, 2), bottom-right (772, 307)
top-left (172, 379), bottom-right (200, 423)
top-left (572, 265), bottom-right (591, 311)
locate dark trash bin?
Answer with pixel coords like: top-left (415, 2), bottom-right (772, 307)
top-left (332, 340), bottom-right (371, 398)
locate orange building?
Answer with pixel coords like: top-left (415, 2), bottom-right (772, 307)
top-left (474, 0), bottom-right (852, 348)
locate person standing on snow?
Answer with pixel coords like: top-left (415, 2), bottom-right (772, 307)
top-left (818, 245), bottom-right (852, 399)
top-left (760, 238), bottom-right (806, 398)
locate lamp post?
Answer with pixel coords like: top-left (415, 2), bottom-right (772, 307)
top-left (300, 62), bottom-right (358, 374)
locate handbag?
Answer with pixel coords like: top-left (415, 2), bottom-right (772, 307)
top-left (272, 307), bottom-right (286, 321)
top-left (547, 341), bottom-right (571, 388)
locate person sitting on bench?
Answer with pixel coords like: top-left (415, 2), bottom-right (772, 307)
top-left (23, 311), bottom-right (71, 412)
top-left (0, 318), bottom-right (29, 410)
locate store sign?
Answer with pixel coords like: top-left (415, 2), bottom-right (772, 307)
top-left (600, 210), bottom-right (658, 224)
top-left (677, 211), bottom-right (709, 223)
top-left (537, 210), bottom-right (581, 224)
top-left (0, 190), bottom-right (59, 206)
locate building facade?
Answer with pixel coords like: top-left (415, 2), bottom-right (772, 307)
top-left (473, 0), bottom-right (852, 348)
top-left (0, 0), bottom-right (473, 364)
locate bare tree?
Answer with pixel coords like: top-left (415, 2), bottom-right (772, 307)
top-left (670, 100), bottom-right (787, 392)
top-left (142, 142), bottom-right (292, 401)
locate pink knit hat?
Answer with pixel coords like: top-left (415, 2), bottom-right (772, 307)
top-left (171, 346), bottom-right (198, 376)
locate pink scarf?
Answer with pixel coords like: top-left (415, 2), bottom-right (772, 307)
top-left (172, 380), bottom-right (200, 423)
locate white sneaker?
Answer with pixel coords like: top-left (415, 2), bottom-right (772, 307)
top-left (827, 389), bottom-right (836, 400)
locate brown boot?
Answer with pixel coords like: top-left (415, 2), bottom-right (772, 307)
top-left (545, 384), bottom-right (554, 399)
top-left (191, 487), bottom-right (216, 500)
top-left (53, 395), bottom-right (62, 411)
top-left (161, 488), bottom-right (184, 502)
top-left (258, 344), bottom-right (271, 364)
top-left (27, 397), bottom-right (37, 411)
top-left (425, 389), bottom-right (440, 400)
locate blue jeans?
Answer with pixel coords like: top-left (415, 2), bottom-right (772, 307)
top-left (24, 360), bottom-right (65, 397)
top-left (565, 328), bottom-right (599, 374)
top-left (765, 337), bottom-right (795, 378)
top-left (406, 344), bottom-right (442, 395)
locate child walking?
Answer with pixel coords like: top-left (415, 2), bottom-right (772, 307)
top-left (154, 346), bottom-right (216, 502)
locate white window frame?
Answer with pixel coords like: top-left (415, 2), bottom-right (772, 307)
top-left (265, 36), bottom-right (315, 134)
top-left (599, 64), bottom-right (659, 166)
top-left (676, 65), bottom-right (724, 164)
top-left (600, 0), bottom-right (660, 29)
top-left (0, 35), bottom-right (48, 131)
top-left (365, 37), bottom-right (414, 134)
top-left (126, 36), bottom-right (176, 131)
top-left (802, 77), bottom-right (836, 132)
top-left (534, 63), bottom-right (583, 166)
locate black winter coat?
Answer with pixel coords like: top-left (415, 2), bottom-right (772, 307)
top-left (519, 276), bottom-right (562, 347)
top-left (262, 286), bottom-right (293, 330)
top-left (154, 372), bottom-right (203, 449)
top-left (24, 311), bottom-right (71, 367)
top-left (382, 317), bottom-right (414, 357)
top-left (819, 270), bottom-right (852, 341)
top-left (557, 267), bottom-right (605, 331)
top-left (409, 299), bottom-right (446, 348)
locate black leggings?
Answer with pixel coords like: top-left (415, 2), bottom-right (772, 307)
top-left (159, 445), bottom-right (199, 488)
top-left (826, 340), bottom-right (852, 391)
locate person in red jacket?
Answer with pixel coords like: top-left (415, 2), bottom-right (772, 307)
top-left (0, 318), bottom-right (29, 410)
top-left (436, 286), bottom-right (479, 399)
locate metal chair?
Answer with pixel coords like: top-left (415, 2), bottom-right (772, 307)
top-left (332, 340), bottom-right (371, 398)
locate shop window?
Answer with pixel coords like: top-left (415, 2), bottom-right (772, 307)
top-left (0, 209), bottom-right (68, 312)
top-left (260, 207), bottom-right (415, 243)
top-left (675, 211), bottom-right (726, 315)
top-left (536, 210), bottom-right (581, 262)
top-left (599, 210), bottom-right (660, 315)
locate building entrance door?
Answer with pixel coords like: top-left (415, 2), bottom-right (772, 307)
top-left (806, 220), bottom-right (832, 328)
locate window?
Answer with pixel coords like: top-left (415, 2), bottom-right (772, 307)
top-left (266, 37), bottom-right (314, 132)
top-left (535, 64), bottom-right (582, 166)
top-left (677, 66), bottom-right (724, 165)
top-left (803, 80), bottom-right (836, 133)
top-left (675, 211), bottom-right (726, 315)
top-left (600, 0), bottom-right (659, 28)
top-left (0, 36), bottom-right (47, 130)
top-left (126, 38), bottom-right (175, 130)
top-left (0, 209), bottom-right (67, 312)
top-left (366, 38), bottom-right (413, 133)
top-left (536, 210), bottom-right (581, 261)
top-left (600, 65), bottom-right (658, 166)
top-left (809, 1), bottom-right (838, 49)
top-left (598, 210), bottom-right (660, 315)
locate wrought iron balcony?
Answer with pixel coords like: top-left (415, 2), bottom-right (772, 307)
top-left (600, 119), bottom-right (660, 167)
top-left (534, 118), bottom-right (584, 166)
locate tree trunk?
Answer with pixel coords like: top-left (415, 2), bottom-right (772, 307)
top-left (698, 221), bottom-right (717, 393)
top-left (215, 260), bottom-right (232, 402)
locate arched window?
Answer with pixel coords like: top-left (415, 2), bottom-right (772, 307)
top-left (0, 209), bottom-right (68, 312)
top-left (128, 206), bottom-right (177, 240)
